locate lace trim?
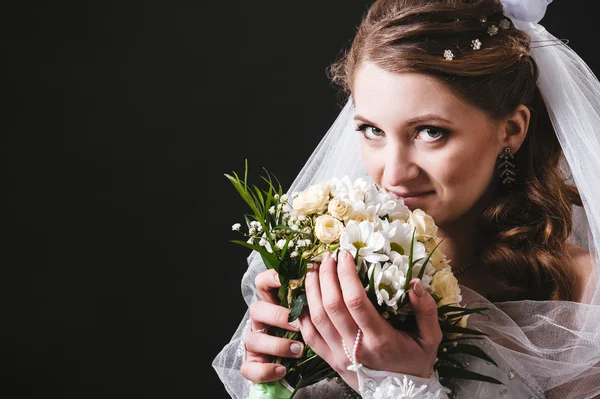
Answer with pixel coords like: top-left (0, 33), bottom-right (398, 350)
top-left (361, 375), bottom-right (451, 399)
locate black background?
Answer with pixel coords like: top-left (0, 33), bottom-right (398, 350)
top-left (3, 1), bottom-right (596, 398)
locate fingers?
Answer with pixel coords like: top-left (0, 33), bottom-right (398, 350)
top-left (298, 308), bottom-right (333, 366)
top-left (249, 301), bottom-right (301, 332)
top-left (337, 249), bottom-right (386, 335)
top-left (240, 360), bottom-right (287, 383)
top-left (254, 269), bottom-right (281, 303)
top-left (408, 278), bottom-right (443, 351)
top-left (304, 257), bottom-right (343, 349)
top-left (244, 331), bottom-right (305, 360)
top-left (318, 251), bottom-right (360, 343)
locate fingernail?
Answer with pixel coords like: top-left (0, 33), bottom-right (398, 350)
top-left (274, 272), bottom-right (280, 282)
top-left (290, 343), bottom-right (304, 355)
top-left (276, 366), bottom-right (287, 377)
top-left (288, 319), bottom-right (300, 329)
top-left (414, 279), bottom-right (425, 297)
top-left (322, 252), bottom-right (330, 262)
top-left (339, 249), bottom-right (348, 261)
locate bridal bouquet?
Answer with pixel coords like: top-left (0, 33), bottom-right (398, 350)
top-left (227, 163), bottom-right (500, 399)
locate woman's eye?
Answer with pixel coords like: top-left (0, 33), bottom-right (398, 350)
top-left (416, 126), bottom-right (447, 143)
top-left (355, 124), bottom-right (384, 140)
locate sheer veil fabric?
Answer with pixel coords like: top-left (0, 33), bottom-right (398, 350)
top-left (213, 1), bottom-right (600, 397)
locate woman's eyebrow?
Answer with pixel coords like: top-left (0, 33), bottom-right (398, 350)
top-left (354, 113), bottom-right (452, 126)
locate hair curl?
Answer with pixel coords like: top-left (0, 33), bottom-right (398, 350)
top-left (327, 0), bottom-right (581, 300)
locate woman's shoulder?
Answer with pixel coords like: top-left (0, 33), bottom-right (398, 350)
top-left (566, 243), bottom-right (593, 302)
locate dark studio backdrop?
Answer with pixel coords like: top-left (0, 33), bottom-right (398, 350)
top-left (3, 1), bottom-right (596, 398)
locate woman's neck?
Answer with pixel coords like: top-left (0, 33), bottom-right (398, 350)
top-left (437, 221), bottom-right (480, 273)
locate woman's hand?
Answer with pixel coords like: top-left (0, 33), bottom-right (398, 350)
top-left (299, 249), bottom-right (442, 391)
top-left (240, 268), bottom-right (305, 384)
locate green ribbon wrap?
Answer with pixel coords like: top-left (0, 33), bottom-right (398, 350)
top-left (247, 380), bottom-right (294, 399)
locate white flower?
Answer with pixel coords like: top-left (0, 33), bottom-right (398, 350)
top-left (365, 188), bottom-right (411, 222)
top-left (290, 251), bottom-right (299, 258)
top-left (345, 199), bottom-right (378, 223)
top-left (314, 214), bottom-right (344, 244)
top-left (379, 219), bottom-right (427, 260)
top-left (340, 220), bottom-right (388, 270)
top-left (330, 176), bottom-right (369, 204)
top-left (269, 206), bottom-right (276, 215)
top-left (276, 239), bottom-right (287, 250)
top-left (409, 209), bottom-right (438, 241)
top-left (431, 267), bottom-right (462, 307)
top-left (369, 260), bottom-right (408, 313)
top-left (231, 223), bottom-right (241, 231)
top-left (328, 199), bottom-right (350, 220)
top-left (292, 183), bottom-right (330, 215)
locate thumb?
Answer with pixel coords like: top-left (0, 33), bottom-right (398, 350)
top-left (408, 278), bottom-right (443, 350)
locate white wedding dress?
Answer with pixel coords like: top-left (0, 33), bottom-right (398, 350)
top-left (213, 2), bottom-right (600, 397)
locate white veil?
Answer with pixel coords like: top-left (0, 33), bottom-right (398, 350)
top-left (213, 1), bottom-right (600, 397)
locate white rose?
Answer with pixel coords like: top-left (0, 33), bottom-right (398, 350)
top-left (409, 209), bottom-right (438, 241)
top-left (292, 185), bottom-right (330, 215)
top-left (328, 199), bottom-right (350, 220)
top-left (314, 214), bottom-right (344, 244)
top-left (431, 268), bottom-right (462, 308)
top-left (425, 239), bottom-right (450, 270)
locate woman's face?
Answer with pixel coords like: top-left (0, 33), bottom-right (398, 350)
top-left (352, 62), bottom-right (504, 228)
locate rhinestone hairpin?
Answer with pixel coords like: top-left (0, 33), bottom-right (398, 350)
top-left (443, 49), bottom-right (454, 60)
top-left (487, 25), bottom-right (499, 36)
top-left (471, 39), bottom-right (482, 50)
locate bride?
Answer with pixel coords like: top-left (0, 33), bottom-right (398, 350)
top-left (213, 0), bottom-right (600, 398)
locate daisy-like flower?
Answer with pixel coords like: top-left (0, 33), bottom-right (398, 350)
top-left (379, 219), bottom-right (427, 260)
top-left (340, 220), bottom-right (388, 271)
top-left (367, 189), bottom-right (411, 221)
top-left (369, 259), bottom-right (409, 312)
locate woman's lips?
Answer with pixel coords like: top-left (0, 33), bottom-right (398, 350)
top-left (391, 191), bottom-right (435, 206)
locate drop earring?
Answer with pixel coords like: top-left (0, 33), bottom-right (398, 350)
top-left (498, 147), bottom-right (517, 184)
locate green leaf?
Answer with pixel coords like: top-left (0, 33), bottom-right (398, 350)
top-left (436, 352), bottom-right (466, 368)
top-left (441, 324), bottom-right (489, 336)
top-left (438, 305), bottom-right (490, 314)
top-left (289, 292), bottom-right (307, 321)
top-left (230, 238), bottom-right (281, 271)
top-left (417, 238), bottom-right (445, 280)
top-left (446, 343), bottom-right (498, 366)
top-left (225, 172), bottom-right (262, 218)
top-left (403, 228), bottom-right (417, 292)
top-left (436, 365), bottom-right (504, 385)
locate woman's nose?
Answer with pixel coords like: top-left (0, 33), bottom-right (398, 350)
top-left (382, 146), bottom-right (420, 187)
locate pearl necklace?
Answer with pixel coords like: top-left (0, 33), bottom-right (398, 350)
top-left (453, 260), bottom-right (477, 275)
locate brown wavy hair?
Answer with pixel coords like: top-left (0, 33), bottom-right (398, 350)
top-left (327, 0), bottom-right (581, 300)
